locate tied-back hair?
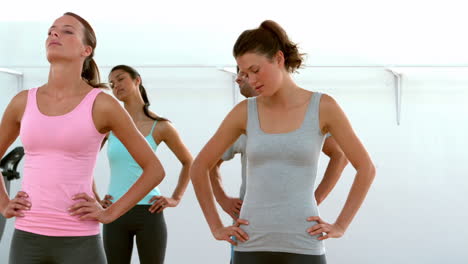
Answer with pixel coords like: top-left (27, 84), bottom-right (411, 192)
top-left (110, 65), bottom-right (169, 122)
top-left (233, 20), bottom-right (306, 73)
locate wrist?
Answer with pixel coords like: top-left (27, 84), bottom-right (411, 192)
top-left (333, 221), bottom-right (347, 233)
top-left (0, 198), bottom-right (9, 214)
top-left (210, 223), bottom-right (224, 235)
top-left (215, 193), bottom-right (229, 204)
top-left (102, 207), bottom-right (117, 223)
top-left (170, 196), bottom-right (181, 202)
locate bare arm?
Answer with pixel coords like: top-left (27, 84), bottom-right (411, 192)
top-left (315, 136), bottom-right (349, 205)
top-left (210, 160), bottom-right (228, 202)
top-left (209, 160), bottom-right (243, 220)
top-left (190, 100), bottom-right (249, 244)
top-left (0, 91), bottom-right (30, 218)
top-left (69, 93), bottom-right (165, 223)
top-left (149, 121), bottom-right (193, 213)
top-left (308, 94), bottom-right (375, 239)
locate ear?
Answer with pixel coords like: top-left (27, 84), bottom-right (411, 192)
top-left (82, 45), bottom-right (93, 57)
top-left (135, 76), bottom-right (142, 87)
top-left (274, 50), bottom-right (285, 68)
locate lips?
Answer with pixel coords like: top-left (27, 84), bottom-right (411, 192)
top-left (48, 41), bottom-right (62, 47)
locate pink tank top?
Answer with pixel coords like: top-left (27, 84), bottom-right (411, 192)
top-left (16, 87), bottom-right (106, 236)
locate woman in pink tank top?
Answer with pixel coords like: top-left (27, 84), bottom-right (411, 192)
top-left (0, 12), bottom-right (165, 264)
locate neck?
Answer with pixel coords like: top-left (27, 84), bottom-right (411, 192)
top-left (123, 94), bottom-right (147, 121)
top-left (264, 73), bottom-right (300, 108)
top-left (46, 61), bottom-right (86, 95)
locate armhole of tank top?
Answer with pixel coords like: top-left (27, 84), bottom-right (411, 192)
top-left (89, 89), bottom-right (106, 136)
top-left (314, 92), bottom-right (326, 137)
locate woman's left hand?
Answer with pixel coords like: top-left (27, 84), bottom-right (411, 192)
top-left (306, 216), bottom-right (345, 240)
top-left (68, 193), bottom-right (113, 224)
top-left (148, 196), bottom-right (180, 213)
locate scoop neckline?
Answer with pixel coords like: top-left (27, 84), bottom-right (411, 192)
top-left (34, 87), bottom-right (96, 118)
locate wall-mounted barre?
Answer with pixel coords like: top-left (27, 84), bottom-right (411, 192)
top-left (3, 64), bottom-right (468, 125)
top-left (0, 68), bottom-right (24, 92)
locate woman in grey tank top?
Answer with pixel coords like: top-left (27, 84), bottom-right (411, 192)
top-left (191, 20), bottom-right (375, 264)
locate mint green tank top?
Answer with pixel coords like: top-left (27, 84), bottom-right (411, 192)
top-left (107, 121), bottom-right (160, 205)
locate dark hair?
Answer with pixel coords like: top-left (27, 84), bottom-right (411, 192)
top-left (63, 12), bottom-right (107, 88)
top-left (109, 65), bottom-right (169, 122)
top-left (233, 20), bottom-right (305, 73)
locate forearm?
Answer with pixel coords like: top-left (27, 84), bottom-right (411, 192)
top-left (191, 162), bottom-right (224, 233)
top-left (0, 174), bottom-right (9, 212)
top-left (334, 164), bottom-right (375, 231)
top-left (315, 153), bottom-right (348, 205)
top-left (106, 164), bottom-right (164, 220)
top-left (170, 162), bottom-right (191, 201)
top-left (209, 167), bottom-right (229, 203)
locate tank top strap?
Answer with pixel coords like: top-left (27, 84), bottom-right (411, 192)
top-left (246, 97), bottom-right (260, 135)
top-left (79, 88), bottom-right (102, 117)
top-left (26, 88), bottom-right (39, 115)
top-left (149, 120), bottom-right (158, 135)
top-left (306, 92), bottom-right (323, 131)
top-left (310, 92), bottom-right (322, 119)
top-left (146, 120), bottom-right (159, 148)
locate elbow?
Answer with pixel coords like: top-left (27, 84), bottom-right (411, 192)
top-left (337, 152), bottom-right (349, 167)
top-left (181, 156), bottom-right (194, 168)
top-left (150, 163), bottom-right (165, 186)
top-left (359, 161), bottom-right (376, 182)
top-left (190, 158), bottom-right (209, 185)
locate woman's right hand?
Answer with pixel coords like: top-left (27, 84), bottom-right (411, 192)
top-left (1, 191), bottom-right (30, 218)
top-left (100, 194), bottom-right (113, 208)
top-left (212, 218), bottom-right (250, 246)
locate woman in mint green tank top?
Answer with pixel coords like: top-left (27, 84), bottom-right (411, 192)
top-left (191, 20), bottom-right (376, 264)
top-left (97, 65), bottom-right (193, 264)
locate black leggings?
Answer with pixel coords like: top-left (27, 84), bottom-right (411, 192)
top-left (9, 229), bottom-right (106, 264)
top-left (233, 251), bottom-right (327, 264)
top-left (103, 205), bottom-right (167, 264)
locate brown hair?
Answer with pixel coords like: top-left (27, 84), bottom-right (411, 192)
top-left (63, 12), bottom-right (107, 88)
top-left (110, 65), bottom-right (169, 122)
top-left (233, 20), bottom-right (305, 73)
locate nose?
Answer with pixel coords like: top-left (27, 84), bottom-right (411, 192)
top-left (49, 29), bottom-right (59, 38)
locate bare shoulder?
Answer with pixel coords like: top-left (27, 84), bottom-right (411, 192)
top-left (154, 120), bottom-right (174, 135)
top-left (231, 99), bottom-right (248, 118)
top-left (10, 90), bottom-right (29, 108)
top-left (319, 93), bottom-right (339, 110)
top-left (6, 90), bottom-right (29, 122)
top-left (93, 91), bottom-right (121, 113)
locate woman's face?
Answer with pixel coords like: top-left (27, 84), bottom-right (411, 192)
top-left (236, 51), bottom-right (284, 97)
top-left (109, 69), bottom-right (140, 101)
top-left (46, 15), bottom-right (91, 64)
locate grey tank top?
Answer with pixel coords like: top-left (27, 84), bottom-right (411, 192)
top-left (235, 92), bottom-right (326, 255)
